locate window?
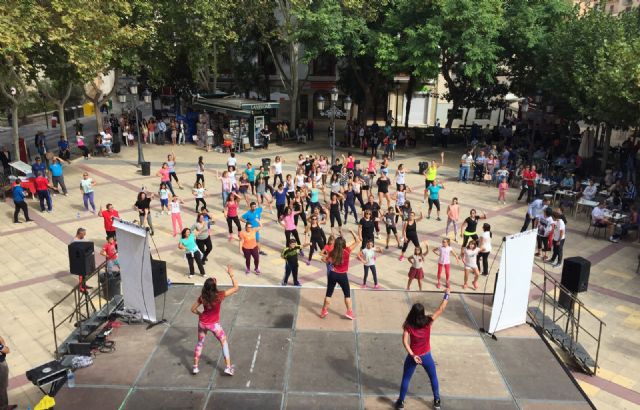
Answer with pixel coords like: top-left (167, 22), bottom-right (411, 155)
top-left (475, 108), bottom-right (492, 120)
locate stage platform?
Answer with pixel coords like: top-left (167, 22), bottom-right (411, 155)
top-left (54, 285), bottom-right (594, 410)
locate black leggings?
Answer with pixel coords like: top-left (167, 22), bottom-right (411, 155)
top-left (344, 201), bottom-right (358, 223)
top-left (186, 251), bottom-right (206, 276)
top-left (309, 235), bottom-right (326, 261)
top-left (195, 198), bottom-right (207, 212)
top-left (226, 216), bottom-right (241, 234)
top-left (330, 210), bottom-right (342, 227)
top-left (364, 265), bottom-right (378, 285)
top-left (273, 173), bottom-right (284, 187)
top-left (462, 233), bottom-right (478, 247)
top-left (428, 198), bottom-right (440, 212)
top-left (294, 211), bottom-right (307, 227)
top-left (170, 171), bottom-right (179, 183)
top-left (326, 270), bottom-right (350, 298)
top-left (283, 261), bottom-right (299, 285)
top-left (196, 237), bottom-right (213, 262)
top-left (361, 234), bottom-right (374, 249)
top-left (196, 174), bottom-right (204, 186)
top-left (355, 192), bottom-right (364, 208)
top-left (402, 231), bottom-right (420, 253)
top-left (285, 229), bottom-right (301, 246)
top-left (276, 204), bottom-right (286, 219)
top-left (476, 251), bottom-right (490, 275)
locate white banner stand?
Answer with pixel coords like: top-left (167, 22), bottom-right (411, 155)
top-left (112, 218), bottom-right (156, 322)
top-left (488, 229), bottom-right (537, 334)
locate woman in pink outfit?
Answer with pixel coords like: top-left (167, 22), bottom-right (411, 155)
top-left (170, 195), bottom-right (184, 236)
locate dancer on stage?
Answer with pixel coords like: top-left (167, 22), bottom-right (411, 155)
top-left (191, 265), bottom-right (239, 376)
top-left (320, 231), bottom-right (360, 320)
top-left (394, 290), bottom-right (449, 410)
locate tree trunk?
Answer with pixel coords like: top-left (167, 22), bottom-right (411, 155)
top-left (11, 106), bottom-right (19, 160)
top-left (289, 43), bottom-right (299, 128)
top-left (601, 124), bottom-right (611, 173)
top-left (463, 107), bottom-right (470, 128)
top-left (404, 75), bottom-right (417, 128)
top-left (446, 101), bottom-right (458, 129)
top-left (57, 102), bottom-right (67, 139)
top-left (93, 98), bottom-right (103, 133)
top-left (212, 43), bottom-right (218, 94)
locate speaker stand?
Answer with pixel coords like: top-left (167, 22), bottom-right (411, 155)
top-left (146, 291), bottom-right (168, 331)
top-left (478, 328), bottom-right (498, 341)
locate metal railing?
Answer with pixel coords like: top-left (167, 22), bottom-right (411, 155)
top-left (48, 261), bottom-right (107, 359)
top-left (528, 265), bottom-right (605, 375)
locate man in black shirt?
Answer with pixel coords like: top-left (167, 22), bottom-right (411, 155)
top-left (330, 158), bottom-right (343, 175)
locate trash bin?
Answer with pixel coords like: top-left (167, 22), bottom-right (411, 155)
top-left (100, 272), bottom-right (121, 300)
top-left (51, 116), bottom-right (58, 128)
top-left (141, 161), bottom-right (151, 176)
top-left (418, 161), bottom-right (428, 175)
top-left (82, 102), bottom-right (94, 117)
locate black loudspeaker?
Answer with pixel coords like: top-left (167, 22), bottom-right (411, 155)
top-left (262, 158), bottom-right (271, 168)
top-left (151, 259), bottom-right (168, 297)
top-left (558, 256), bottom-right (591, 311)
top-left (68, 241), bottom-right (95, 276)
top-left (418, 161), bottom-right (428, 174)
top-left (561, 257), bottom-right (591, 293)
top-left (141, 161), bottom-right (151, 176)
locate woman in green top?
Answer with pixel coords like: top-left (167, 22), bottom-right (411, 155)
top-left (179, 227), bottom-right (206, 277)
top-left (423, 152), bottom-right (444, 204)
top-left (244, 162), bottom-right (257, 195)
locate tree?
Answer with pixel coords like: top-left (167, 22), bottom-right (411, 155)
top-left (0, 1), bottom-right (48, 159)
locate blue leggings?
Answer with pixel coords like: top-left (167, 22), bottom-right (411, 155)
top-left (399, 352), bottom-right (440, 401)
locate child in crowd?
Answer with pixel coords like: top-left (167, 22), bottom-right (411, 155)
top-left (193, 182), bottom-right (207, 212)
top-left (432, 238), bottom-right (460, 289)
top-left (407, 243), bottom-right (429, 291)
top-left (281, 239), bottom-right (310, 286)
top-left (100, 236), bottom-right (120, 274)
top-left (498, 177), bottom-right (509, 205)
top-left (159, 182), bottom-right (170, 214)
top-left (384, 207), bottom-right (401, 249)
top-left (446, 197), bottom-right (460, 241)
top-left (170, 195), bottom-right (184, 237)
top-left (358, 240), bottom-right (383, 289)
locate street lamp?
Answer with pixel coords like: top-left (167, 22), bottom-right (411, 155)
top-left (120, 82), bottom-right (152, 165)
top-left (317, 88), bottom-right (348, 164)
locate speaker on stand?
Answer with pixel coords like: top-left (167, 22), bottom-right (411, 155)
top-left (558, 256), bottom-right (591, 312)
top-left (147, 258), bottom-right (169, 330)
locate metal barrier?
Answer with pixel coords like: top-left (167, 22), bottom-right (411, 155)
top-left (48, 261), bottom-right (108, 359)
top-left (528, 263), bottom-right (605, 375)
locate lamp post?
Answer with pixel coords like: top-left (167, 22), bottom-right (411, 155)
top-left (317, 87), bottom-right (351, 165)
top-left (118, 82), bottom-right (151, 165)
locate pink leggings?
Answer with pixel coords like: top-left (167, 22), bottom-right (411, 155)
top-left (437, 263), bottom-right (451, 283)
top-left (194, 322), bottom-right (226, 362)
top-left (171, 212), bottom-right (183, 236)
top-left (498, 190), bottom-right (506, 201)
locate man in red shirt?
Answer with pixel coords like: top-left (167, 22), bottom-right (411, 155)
top-left (100, 236), bottom-right (120, 273)
top-left (517, 165), bottom-right (537, 203)
top-left (99, 203), bottom-right (120, 239)
top-left (34, 172), bottom-right (53, 212)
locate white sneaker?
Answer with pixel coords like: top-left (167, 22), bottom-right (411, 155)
top-left (192, 365), bottom-right (199, 375)
top-left (224, 365), bottom-right (235, 376)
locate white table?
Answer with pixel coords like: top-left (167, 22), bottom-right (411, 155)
top-left (574, 198), bottom-right (598, 218)
top-left (9, 160), bottom-right (33, 178)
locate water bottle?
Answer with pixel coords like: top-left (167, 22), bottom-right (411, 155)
top-left (67, 370), bottom-right (76, 388)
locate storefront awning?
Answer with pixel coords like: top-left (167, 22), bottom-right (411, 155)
top-left (192, 98), bottom-right (279, 117)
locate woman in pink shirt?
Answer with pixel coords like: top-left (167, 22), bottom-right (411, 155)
top-left (445, 197), bottom-right (460, 240)
top-left (224, 192), bottom-right (242, 241)
top-left (280, 206), bottom-right (302, 248)
top-left (367, 155), bottom-right (377, 176)
top-left (156, 162), bottom-right (175, 196)
top-left (191, 265), bottom-right (239, 376)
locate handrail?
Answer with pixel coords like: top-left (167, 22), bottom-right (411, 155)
top-left (528, 265), bottom-right (606, 375)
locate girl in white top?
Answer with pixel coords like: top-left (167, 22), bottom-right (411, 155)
top-left (461, 240), bottom-right (480, 290)
top-left (395, 164), bottom-right (407, 190)
top-left (193, 182), bottom-right (207, 212)
top-left (195, 156), bottom-right (205, 188)
top-left (406, 243), bottom-right (429, 291)
top-left (227, 153), bottom-right (237, 170)
top-left (170, 195), bottom-right (185, 237)
top-left (272, 156), bottom-right (285, 186)
top-left (357, 240), bottom-right (383, 289)
top-left (432, 238), bottom-right (460, 289)
top-left (295, 170), bottom-right (306, 190)
top-left (159, 182), bottom-right (170, 214)
top-left (477, 223), bottom-right (492, 276)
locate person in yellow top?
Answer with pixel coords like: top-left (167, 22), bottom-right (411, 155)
top-left (423, 152), bottom-right (444, 204)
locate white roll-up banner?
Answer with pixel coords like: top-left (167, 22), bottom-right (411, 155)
top-left (488, 229), bottom-right (537, 334)
top-left (113, 218), bottom-right (156, 322)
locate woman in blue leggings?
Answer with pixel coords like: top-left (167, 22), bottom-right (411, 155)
top-left (395, 289), bottom-right (450, 410)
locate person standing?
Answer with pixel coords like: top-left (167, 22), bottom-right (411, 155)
top-left (305, 213), bottom-right (327, 266)
top-left (520, 197), bottom-right (549, 232)
top-left (241, 201), bottom-right (266, 255)
top-left (224, 193), bottom-right (242, 241)
top-left (195, 156), bottom-right (205, 188)
top-left (536, 207), bottom-right (554, 260)
top-left (476, 223), bottom-right (492, 276)
top-left (426, 180), bottom-right (444, 220)
top-left (458, 149), bottom-right (473, 183)
top-left (406, 244), bottom-right (428, 291)
top-left (548, 212), bottom-right (566, 268)
top-left (320, 231), bottom-right (360, 319)
top-left (432, 238), bottom-right (460, 289)
top-left (167, 152), bottom-right (183, 190)
top-left (170, 195), bottom-right (185, 237)
top-left (445, 198), bottom-right (460, 241)
top-left (179, 227), bottom-right (206, 278)
top-left (134, 191), bottom-right (155, 236)
top-left (394, 291), bottom-right (449, 410)
top-left (49, 156), bottom-right (68, 195)
top-left (100, 236), bottom-right (120, 274)
top-left (423, 154), bottom-right (444, 202)
top-left (239, 224), bottom-right (261, 274)
top-left (358, 240), bottom-right (383, 289)
top-left (517, 165), bottom-right (537, 203)
top-left (98, 203), bottom-right (120, 239)
top-left (191, 266), bottom-right (239, 376)
top-left (193, 182), bottom-right (207, 212)
top-left (358, 209), bottom-right (377, 249)
top-left (80, 172), bottom-right (97, 213)
top-left (34, 172), bottom-right (53, 212)
top-left (193, 213), bottom-right (213, 265)
top-left (0, 335), bottom-right (17, 410)
top-left (399, 211), bottom-right (424, 261)
top-left (461, 240), bottom-right (480, 290)
top-left (157, 163), bottom-right (175, 196)
top-left (460, 209), bottom-right (487, 248)
top-left (281, 239), bottom-right (310, 286)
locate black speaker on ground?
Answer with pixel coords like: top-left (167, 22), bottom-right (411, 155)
top-left (68, 241), bottom-right (95, 276)
top-left (262, 158), bottom-right (271, 168)
top-left (151, 259), bottom-right (168, 297)
top-left (418, 161), bottom-right (428, 174)
top-left (558, 256), bottom-right (591, 311)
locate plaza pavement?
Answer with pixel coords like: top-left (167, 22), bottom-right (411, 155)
top-left (0, 138), bottom-right (639, 409)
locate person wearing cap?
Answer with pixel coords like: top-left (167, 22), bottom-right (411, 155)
top-left (12, 179), bottom-right (32, 223)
